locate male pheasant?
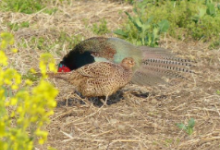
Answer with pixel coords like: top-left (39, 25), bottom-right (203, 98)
top-left (58, 37), bottom-right (195, 86)
top-left (50, 57), bottom-right (135, 105)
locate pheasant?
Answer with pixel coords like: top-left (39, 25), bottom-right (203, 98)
top-left (58, 37), bottom-right (195, 86)
top-left (49, 57), bottom-right (135, 105)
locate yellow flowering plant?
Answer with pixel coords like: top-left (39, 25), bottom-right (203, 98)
top-left (0, 32), bottom-right (58, 150)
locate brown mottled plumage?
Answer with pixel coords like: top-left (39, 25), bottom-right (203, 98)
top-left (50, 57), bottom-right (135, 105)
top-left (58, 37), bottom-right (196, 86)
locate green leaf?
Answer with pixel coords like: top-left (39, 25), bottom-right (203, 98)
top-left (145, 17), bottom-right (153, 25)
top-left (186, 128), bottom-right (194, 135)
top-left (153, 27), bottom-right (159, 38)
top-left (198, 7), bottom-right (206, 18)
top-left (125, 12), bottom-right (142, 32)
top-left (133, 8), bottom-right (138, 15)
top-left (158, 20), bottom-right (169, 33)
top-left (188, 118), bottom-right (195, 128)
top-left (218, 4), bottom-right (220, 10)
top-left (206, 3), bottom-right (216, 17)
top-left (114, 29), bottom-right (128, 38)
top-left (176, 123), bottom-right (187, 130)
top-left (2, 86), bottom-right (13, 97)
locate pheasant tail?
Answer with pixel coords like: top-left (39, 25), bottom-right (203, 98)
top-left (44, 72), bottom-right (72, 81)
top-left (132, 46), bottom-right (196, 85)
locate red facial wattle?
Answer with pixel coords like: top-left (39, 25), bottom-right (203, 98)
top-left (58, 64), bottom-right (71, 72)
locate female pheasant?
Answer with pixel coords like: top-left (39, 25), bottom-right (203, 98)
top-left (58, 37), bottom-right (195, 86)
top-left (51, 57), bottom-right (135, 105)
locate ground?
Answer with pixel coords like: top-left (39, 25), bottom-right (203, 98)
top-left (1, 0), bottom-right (220, 149)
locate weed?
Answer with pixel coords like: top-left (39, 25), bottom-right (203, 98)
top-left (17, 38), bottom-right (28, 48)
top-left (43, 8), bottom-right (58, 15)
top-left (0, 0), bottom-right (45, 14)
top-left (0, 0), bottom-right (58, 15)
top-left (24, 31), bottom-right (83, 55)
top-left (92, 19), bottom-right (110, 35)
top-left (176, 118), bottom-right (195, 135)
top-left (58, 31), bottom-right (74, 46)
top-left (82, 18), bottom-right (89, 28)
top-left (116, 0), bottom-right (220, 48)
top-left (22, 71), bottom-right (39, 82)
top-left (8, 22), bottom-right (30, 31)
top-left (209, 37), bottom-right (220, 49)
top-left (164, 138), bottom-right (173, 147)
top-left (114, 8), bottom-right (169, 47)
top-left (30, 37), bottom-right (47, 51)
top-left (124, 0), bottom-right (135, 4)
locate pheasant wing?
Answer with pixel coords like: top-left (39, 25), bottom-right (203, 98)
top-left (76, 62), bottom-right (116, 78)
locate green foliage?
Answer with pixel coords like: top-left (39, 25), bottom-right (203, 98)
top-left (58, 31), bottom-right (75, 47)
top-left (43, 8), bottom-right (58, 15)
top-left (154, 0), bottom-right (220, 43)
top-left (27, 31), bottom-right (76, 52)
top-left (164, 138), bottom-right (173, 147)
top-left (116, 0), bottom-right (220, 48)
top-left (0, 32), bottom-right (58, 150)
top-left (209, 39), bottom-right (220, 49)
top-left (30, 37), bottom-right (46, 50)
top-left (176, 118), bottom-right (195, 135)
top-left (124, 0), bottom-right (136, 4)
top-left (8, 22), bottom-right (30, 31)
top-left (114, 7), bottom-right (169, 47)
top-left (0, 0), bottom-right (57, 15)
top-left (22, 71), bottom-right (39, 82)
top-left (0, 0), bottom-right (45, 14)
top-left (92, 19), bottom-right (110, 35)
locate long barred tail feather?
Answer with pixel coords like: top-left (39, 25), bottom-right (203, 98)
top-left (132, 46), bottom-right (197, 86)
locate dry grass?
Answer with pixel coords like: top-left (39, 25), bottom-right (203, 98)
top-left (1, 0), bottom-right (220, 149)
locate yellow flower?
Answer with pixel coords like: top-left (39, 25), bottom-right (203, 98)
top-left (0, 32), bottom-right (14, 46)
top-left (35, 128), bottom-right (48, 144)
top-left (25, 79), bottom-right (33, 86)
top-left (0, 51), bottom-right (8, 66)
top-left (4, 78), bottom-right (12, 85)
top-left (0, 33), bottom-right (58, 149)
top-left (39, 53), bottom-right (57, 73)
top-left (14, 73), bottom-right (21, 85)
top-left (29, 68), bottom-right (36, 73)
top-left (10, 97), bottom-right (18, 105)
top-left (39, 61), bottom-right (47, 74)
top-left (12, 85), bottom-right (18, 90)
top-left (0, 122), bottom-right (6, 136)
top-left (0, 40), bottom-right (7, 49)
top-left (49, 62), bottom-right (56, 72)
top-left (11, 48), bottom-right (18, 53)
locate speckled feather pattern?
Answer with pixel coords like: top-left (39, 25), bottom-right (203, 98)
top-left (51, 57), bottom-right (135, 98)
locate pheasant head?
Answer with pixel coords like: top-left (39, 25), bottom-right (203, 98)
top-left (121, 57), bottom-right (136, 70)
top-left (58, 61), bottom-right (71, 72)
